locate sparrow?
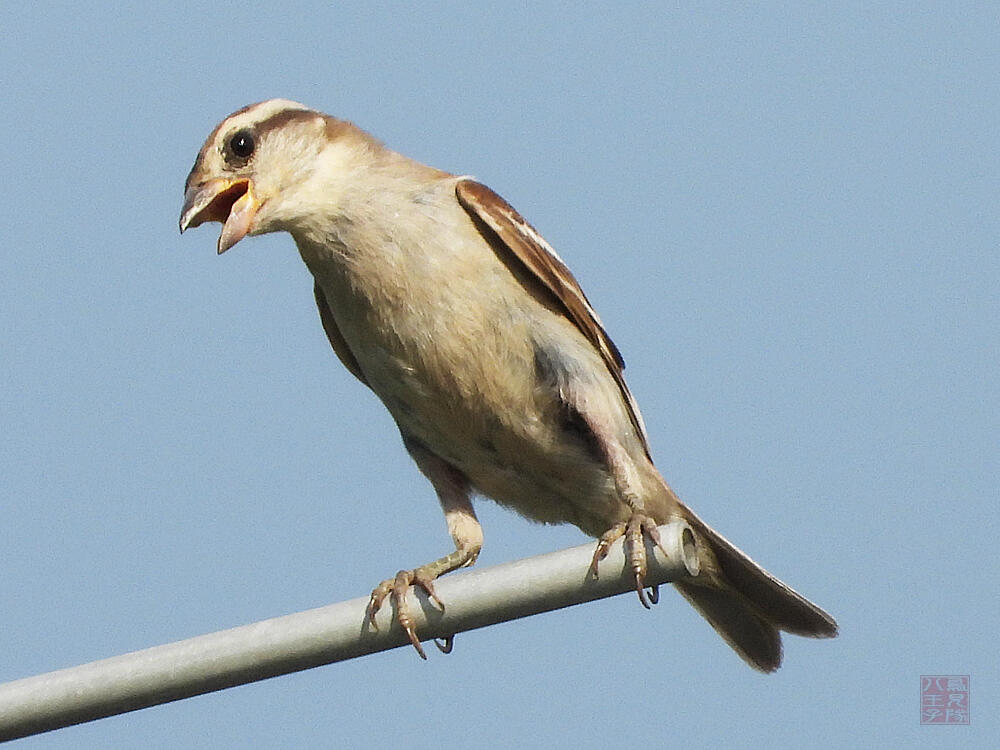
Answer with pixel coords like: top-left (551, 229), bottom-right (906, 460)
top-left (180, 99), bottom-right (837, 671)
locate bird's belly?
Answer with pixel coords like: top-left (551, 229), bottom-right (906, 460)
top-left (354, 320), bottom-right (626, 535)
top-left (307, 246), bottom-right (630, 536)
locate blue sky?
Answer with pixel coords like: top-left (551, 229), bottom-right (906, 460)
top-left (1, 3), bottom-right (996, 747)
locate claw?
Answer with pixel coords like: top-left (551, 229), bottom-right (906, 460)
top-left (590, 522), bottom-right (627, 578)
top-left (403, 620), bottom-right (428, 659)
top-left (593, 513), bottom-right (670, 608)
top-left (589, 545), bottom-right (604, 577)
top-left (434, 635), bottom-right (455, 654)
top-left (635, 573), bottom-right (652, 609)
top-left (389, 571), bottom-right (428, 658)
top-left (589, 544), bottom-right (606, 578)
top-left (364, 538), bottom-right (480, 659)
top-left (643, 522), bottom-right (672, 561)
top-left (635, 582), bottom-right (661, 608)
top-left (413, 573), bottom-right (445, 612)
top-left (365, 568), bottom-right (448, 659)
top-left (625, 519), bottom-right (647, 607)
top-left (365, 581), bottom-right (393, 632)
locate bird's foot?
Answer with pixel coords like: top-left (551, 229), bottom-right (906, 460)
top-left (366, 569), bottom-right (444, 659)
top-left (590, 512), bottom-right (670, 609)
top-left (365, 545), bottom-right (479, 659)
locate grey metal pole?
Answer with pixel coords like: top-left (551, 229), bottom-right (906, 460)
top-left (0, 521), bottom-right (698, 742)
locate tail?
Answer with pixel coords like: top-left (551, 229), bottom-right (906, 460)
top-left (671, 501), bottom-right (838, 672)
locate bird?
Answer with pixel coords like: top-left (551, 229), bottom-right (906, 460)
top-left (179, 99), bottom-right (837, 671)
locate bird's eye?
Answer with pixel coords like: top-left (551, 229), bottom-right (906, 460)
top-left (228, 130), bottom-right (255, 160)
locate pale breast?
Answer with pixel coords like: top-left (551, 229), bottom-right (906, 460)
top-left (297, 177), bottom-right (634, 532)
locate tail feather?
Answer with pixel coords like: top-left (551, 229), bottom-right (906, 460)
top-left (674, 580), bottom-right (783, 672)
top-left (672, 502), bottom-right (838, 671)
top-left (684, 509), bottom-right (839, 637)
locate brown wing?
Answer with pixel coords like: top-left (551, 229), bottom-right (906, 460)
top-left (456, 179), bottom-right (651, 457)
top-left (313, 281), bottom-right (370, 388)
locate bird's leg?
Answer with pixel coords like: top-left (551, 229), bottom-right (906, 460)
top-left (587, 434), bottom-right (670, 609)
top-left (367, 437), bottom-right (482, 659)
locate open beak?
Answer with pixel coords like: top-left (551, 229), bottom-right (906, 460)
top-left (179, 178), bottom-right (260, 254)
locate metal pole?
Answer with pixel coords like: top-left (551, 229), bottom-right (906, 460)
top-left (0, 521), bottom-right (698, 742)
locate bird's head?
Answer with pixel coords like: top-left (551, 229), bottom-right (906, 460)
top-left (179, 99), bottom-right (373, 254)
